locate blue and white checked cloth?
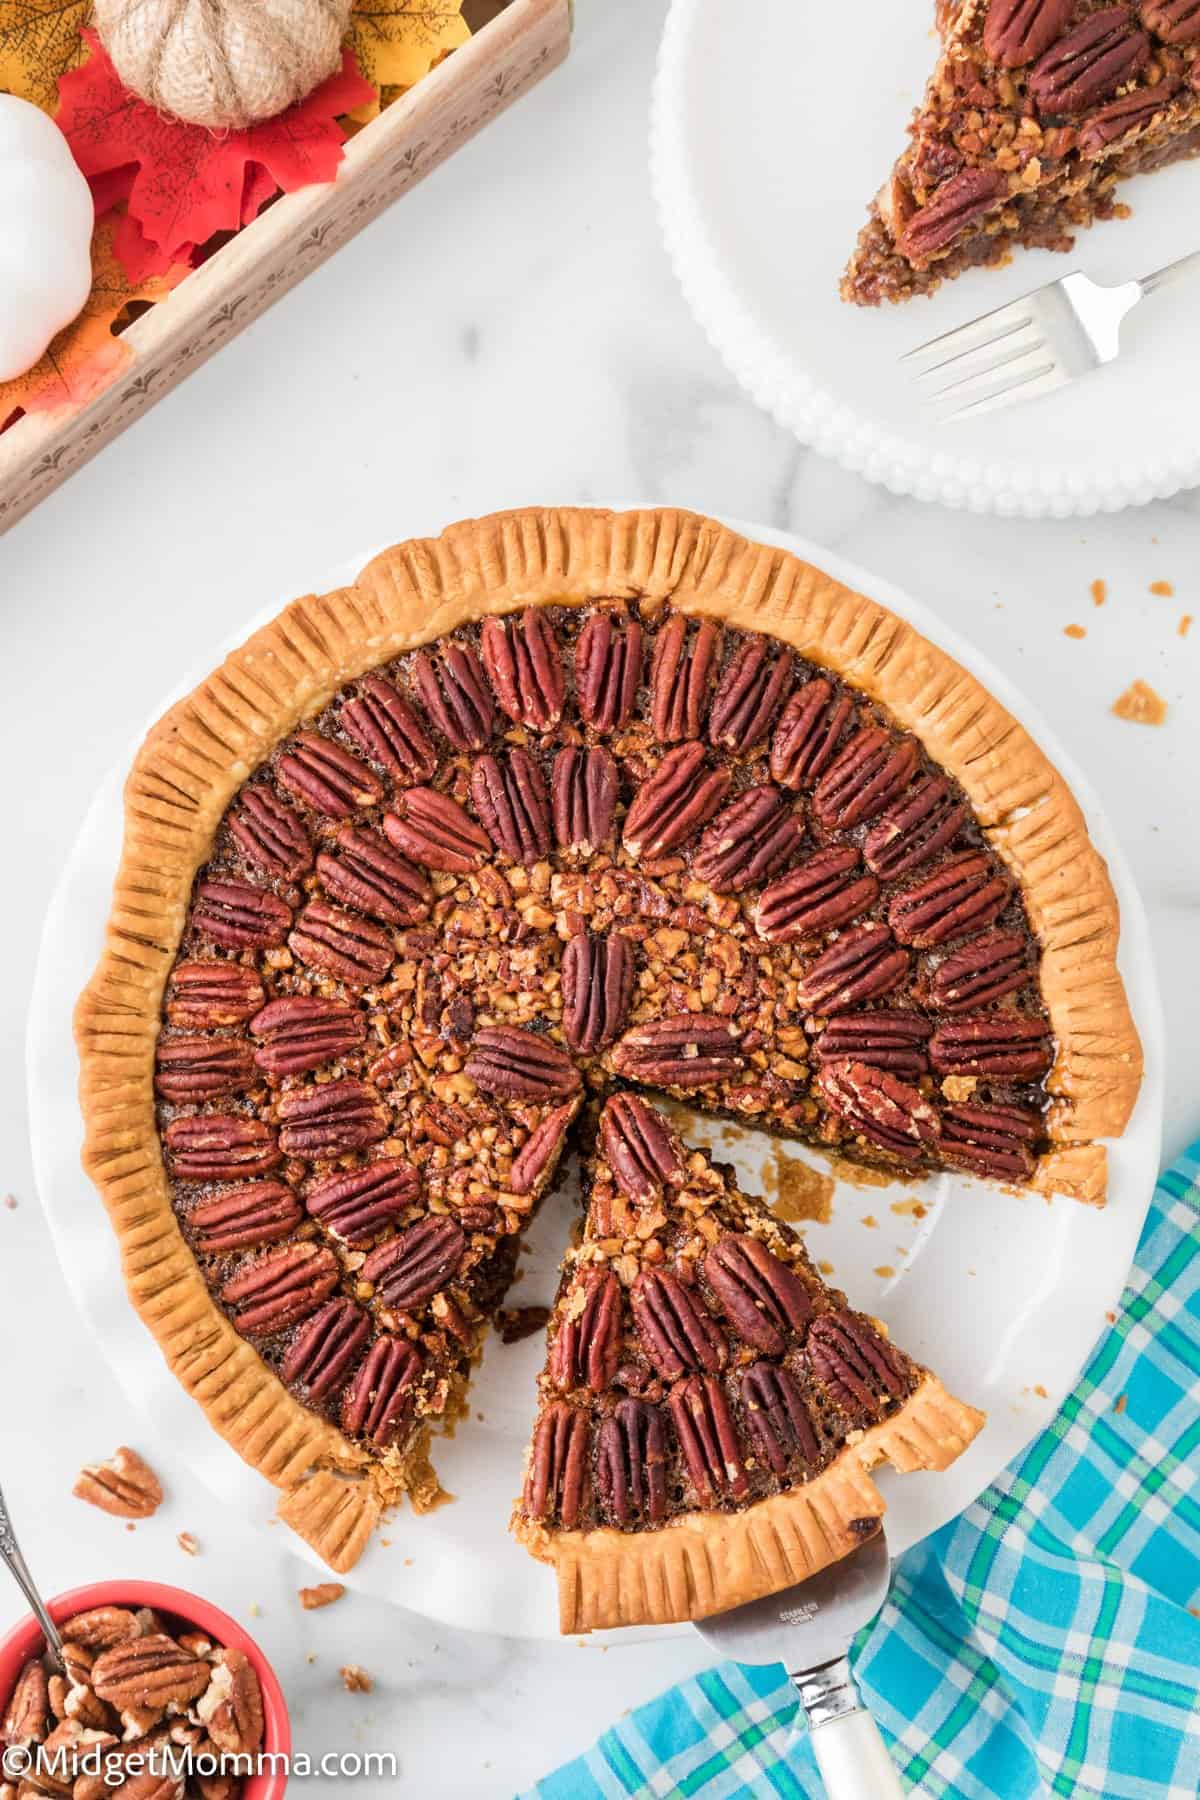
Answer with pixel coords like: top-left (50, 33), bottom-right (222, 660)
top-left (528, 1143), bottom-right (1200, 1800)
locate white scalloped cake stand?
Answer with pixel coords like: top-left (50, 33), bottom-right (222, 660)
top-left (27, 515), bottom-right (1163, 1640)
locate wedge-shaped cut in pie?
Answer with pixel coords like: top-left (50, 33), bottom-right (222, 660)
top-left (513, 1095), bottom-right (984, 1631)
top-left (843, 0), bottom-right (1200, 305)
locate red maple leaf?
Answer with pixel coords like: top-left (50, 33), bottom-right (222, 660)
top-left (57, 34), bottom-right (373, 264)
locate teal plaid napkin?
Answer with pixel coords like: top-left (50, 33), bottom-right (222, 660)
top-left (527, 1143), bottom-right (1200, 1800)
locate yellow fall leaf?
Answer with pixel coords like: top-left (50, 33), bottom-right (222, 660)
top-left (347, 0), bottom-right (470, 92)
top-left (0, 0), bottom-right (90, 112)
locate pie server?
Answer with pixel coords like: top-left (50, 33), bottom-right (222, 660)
top-left (693, 1527), bottom-right (905, 1800)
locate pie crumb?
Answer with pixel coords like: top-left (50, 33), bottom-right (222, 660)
top-left (817, 1260), bottom-right (835, 1275)
top-left (1150, 580), bottom-right (1174, 597)
top-left (1106, 1310), bottom-right (1116, 1323)
top-left (176, 1531), bottom-right (199, 1556)
top-left (1033, 1383), bottom-right (1048, 1398)
top-left (768, 1149), bottom-right (834, 1225)
top-left (340, 1665), bottom-right (373, 1694)
top-left (1112, 680), bottom-right (1167, 725)
top-left (299, 1583), bottom-right (345, 1610)
top-left (1063, 624), bottom-right (1086, 640)
top-left (248, 1603), bottom-right (261, 1618)
top-left (861, 1215), bottom-right (879, 1229)
top-left (1179, 614), bottom-right (1193, 638)
top-left (873, 1266), bottom-right (895, 1279)
top-left (1114, 1393), bottom-right (1128, 1414)
top-left (891, 1198), bottom-right (927, 1219)
top-left (1090, 579), bottom-right (1106, 607)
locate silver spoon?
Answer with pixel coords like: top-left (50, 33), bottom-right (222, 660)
top-left (0, 1481), bottom-right (64, 1670)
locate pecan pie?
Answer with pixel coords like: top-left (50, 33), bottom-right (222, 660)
top-left (76, 508), bottom-right (1141, 1602)
top-left (843, 0), bottom-right (1200, 304)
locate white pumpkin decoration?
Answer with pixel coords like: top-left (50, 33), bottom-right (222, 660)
top-left (0, 95), bottom-right (94, 383)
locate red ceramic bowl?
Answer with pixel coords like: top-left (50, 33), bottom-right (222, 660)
top-left (0, 1580), bottom-right (290, 1798)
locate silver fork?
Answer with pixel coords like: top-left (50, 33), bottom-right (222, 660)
top-left (904, 249), bottom-right (1200, 419)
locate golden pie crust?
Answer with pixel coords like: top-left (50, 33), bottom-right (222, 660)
top-left (75, 507), bottom-right (1142, 1582)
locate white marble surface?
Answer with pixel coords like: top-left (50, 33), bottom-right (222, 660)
top-left (2, 0), bottom-right (1198, 1793)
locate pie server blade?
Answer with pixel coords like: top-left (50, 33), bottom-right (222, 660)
top-left (692, 1526), bottom-right (907, 1800)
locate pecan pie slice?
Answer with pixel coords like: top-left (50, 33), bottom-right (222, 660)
top-left (513, 1096), bottom-right (983, 1632)
top-left (843, 0), bottom-right (1200, 304)
top-left (76, 507), bottom-right (1140, 1586)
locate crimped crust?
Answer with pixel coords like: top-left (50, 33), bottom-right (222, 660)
top-left (75, 507), bottom-right (1141, 1570)
top-left (515, 1376), bottom-right (984, 1632)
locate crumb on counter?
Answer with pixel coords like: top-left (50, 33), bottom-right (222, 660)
top-left (1064, 624), bottom-right (1086, 640)
top-left (177, 1531), bottom-right (199, 1556)
top-left (1150, 580), bottom-right (1174, 597)
top-left (1090, 579), bottom-right (1106, 606)
top-left (340, 1665), bottom-right (373, 1694)
top-left (861, 1214), bottom-right (879, 1229)
top-left (1111, 680), bottom-right (1167, 726)
top-left (2, 1193), bottom-right (17, 1210)
top-left (873, 1266), bottom-right (895, 1279)
top-left (299, 1582), bottom-right (345, 1610)
top-left (1114, 1393), bottom-right (1128, 1414)
top-left (1179, 615), bottom-right (1193, 638)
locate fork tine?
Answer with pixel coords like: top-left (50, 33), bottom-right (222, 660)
top-left (925, 332), bottom-right (1049, 400)
top-left (909, 314), bottom-right (1038, 383)
top-left (900, 296), bottom-right (1037, 369)
top-left (940, 358), bottom-right (1068, 421)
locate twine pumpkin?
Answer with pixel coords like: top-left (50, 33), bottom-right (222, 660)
top-left (92, 0), bottom-right (357, 130)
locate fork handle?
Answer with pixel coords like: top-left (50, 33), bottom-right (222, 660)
top-left (792, 1655), bottom-right (906, 1800)
top-left (1140, 249), bottom-right (1200, 297)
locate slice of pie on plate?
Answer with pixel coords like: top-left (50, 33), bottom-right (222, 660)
top-left (843, 0), bottom-right (1200, 305)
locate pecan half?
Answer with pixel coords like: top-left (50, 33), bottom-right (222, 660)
top-left (1028, 10), bottom-right (1149, 114)
top-left (598, 1093), bottom-right (683, 1198)
top-left (91, 1638), bottom-right (210, 1711)
top-left (863, 776), bottom-right (966, 880)
top-left (154, 1036), bottom-right (255, 1103)
top-left (306, 1160), bottom-right (420, 1245)
top-left (164, 1115), bottom-right (280, 1182)
top-left (470, 748), bottom-right (551, 864)
top-left (165, 962), bottom-right (265, 1029)
top-left (898, 167), bottom-right (1008, 264)
top-left (796, 923), bottom-right (910, 1010)
top-left (631, 1268), bottom-right (724, 1377)
top-left (197, 1648), bottom-right (264, 1758)
top-left (277, 1078), bottom-right (389, 1158)
top-left (221, 1243), bottom-right (339, 1335)
top-left (741, 1362), bottom-right (820, 1474)
top-left (888, 851), bottom-right (1010, 947)
top-left (509, 1101), bottom-right (577, 1196)
top-left (362, 1216), bottom-right (466, 1309)
top-left (649, 613), bottom-right (720, 742)
top-left (941, 1101), bottom-right (1043, 1179)
top-left (757, 846), bottom-right (879, 943)
top-left (813, 728), bottom-right (920, 829)
top-left (410, 641), bottom-right (495, 751)
top-left (928, 931), bottom-right (1033, 1011)
top-left (61, 1609), bottom-right (139, 1651)
top-left (1078, 79), bottom-right (1181, 154)
top-left (770, 677), bottom-right (854, 789)
top-left (704, 1234), bottom-right (812, 1354)
top-left (383, 788), bottom-right (489, 873)
top-left (815, 1010), bottom-right (932, 1075)
top-left (191, 879), bottom-right (292, 950)
top-left (808, 1312), bottom-right (908, 1420)
top-left (610, 1014), bottom-right (743, 1088)
top-left (576, 611), bottom-right (644, 731)
top-left (340, 675), bottom-right (437, 782)
top-left (622, 742), bottom-right (731, 856)
top-left (277, 731), bottom-right (383, 817)
top-left (817, 1059), bottom-right (941, 1161)
top-left (928, 1014), bottom-right (1053, 1079)
top-left (668, 1374), bottom-right (748, 1506)
top-left (708, 636), bottom-right (792, 755)
top-left (551, 744), bottom-right (618, 853)
top-left (595, 1398), bottom-right (668, 1527)
top-left (691, 786), bottom-right (804, 893)
top-left (550, 1269), bottom-right (622, 1392)
top-left (523, 1402), bottom-right (589, 1528)
top-left (4, 1660), bottom-right (48, 1745)
top-left (465, 1026), bottom-right (581, 1100)
top-left (561, 932), bottom-right (635, 1053)
top-left (480, 609), bottom-right (564, 729)
top-left (249, 995), bottom-right (365, 1076)
top-left (189, 1181), bottom-right (303, 1253)
top-left (288, 899), bottom-right (394, 985)
top-left (280, 1298), bottom-right (370, 1399)
top-left (228, 786), bottom-right (313, 879)
top-left (341, 1336), bottom-right (423, 1445)
top-left (984, 0), bottom-right (1073, 65)
top-left (317, 825), bottom-right (431, 926)
top-left (1140, 0), bottom-right (1200, 42)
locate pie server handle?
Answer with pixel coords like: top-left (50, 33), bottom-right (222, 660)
top-left (792, 1654), bottom-right (906, 1800)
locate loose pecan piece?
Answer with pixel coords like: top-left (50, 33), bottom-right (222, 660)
top-left (817, 1059), bottom-right (941, 1161)
top-left (813, 728), bottom-right (919, 829)
top-left (741, 1362), bottom-right (820, 1474)
top-left (708, 636), bottom-right (793, 755)
top-left (650, 613), bottom-right (720, 742)
top-left (815, 1010), bottom-right (932, 1076)
top-left (757, 846), bottom-right (878, 943)
top-left (288, 899), bottom-right (394, 986)
top-left (523, 1402), bottom-right (589, 1528)
top-left (704, 1233), bottom-right (812, 1354)
top-left (480, 609), bottom-right (564, 729)
top-left (228, 786), bottom-right (313, 880)
top-left (984, 0), bottom-right (1073, 65)
top-left (362, 1216), bottom-right (466, 1309)
top-left (280, 1298), bottom-right (370, 1399)
top-left (631, 1268), bottom-right (725, 1378)
top-left (561, 932), bottom-right (635, 1053)
top-left (191, 879), bottom-right (292, 950)
top-left (928, 931), bottom-right (1033, 1012)
top-left (622, 742), bottom-right (731, 856)
top-left (470, 747), bottom-right (551, 864)
top-left (383, 787), bottom-right (489, 873)
top-left (197, 1648), bottom-right (264, 1758)
top-left (277, 1078), bottom-right (389, 1158)
top-left (154, 1036), bottom-right (255, 1103)
top-left (466, 1026), bottom-right (581, 1100)
top-left (189, 1181), bottom-right (303, 1253)
top-left (796, 923), bottom-right (910, 1010)
top-left (509, 1101), bottom-right (577, 1196)
top-left (770, 677), bottom-right (854, 789)
top-left (863, 776), bottom-right (966, 880)
top-left (888, 851), bottom-right (1010, 948)
top-left (669, 1374), bottom-right (748, 1505)
top-left (808, 1312), bottom-right (908, 1420)
top-left (691, 786), bottom-right (804, 893)
top-left (898, 168), bottom-right (1008, 264)
top-left (1028, 9), bottom-right (1149, 114)
top-left (4, 1660), bottom-right (48, 1745)
top-left (249, 995), bottom-right (366, 1076)
top-left (165, 962), bottom-right (264, 1029)
top-left (341, 1336), bottom-right (423, 1445)
top-left (576, 610), bottom-right (644, 731)
top-left (277, 731), bottom-right (382, 817)
top-left (92, 1638), bottom-right (210, 1711)
top-left (411, 641), bottom-right (495, 750)
top-left (598, 1093), bottom-right (683, 1198)
top-left (164, 1115), bottom-right (280, 1182)
top-left (221, 1243), bottom-right (339, 1336)
top-left (928, 1015), bottom-right (1053, 1079)
top-left (551, 744), bottom-right (618, 853)
top-left (340, 675), bottom-right (437, 783)
top-left (550, 1269), bottom-right (622, 1392)
top-left (1140, 0), bottom-right (1200, 42)
top-left (941, 1101), bottom-right (1043, 1179)
top-left (306, 1160), bottom-right (420, 1245)
top-left (317, 825), bottom-right (431, 927)
top-left (1078, 79), bottom-right (1181, 155)
top-left (595, 1398), bottom-right (668, 1526)
top-left (610, 1014), bottom-right (743, 1088)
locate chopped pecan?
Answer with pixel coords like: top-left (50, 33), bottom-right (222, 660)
top-left (815, 1010), bottom-right (932, 1075)
top-left (1078, 79), bottom-right (1180, 154)
top-left (277, 1078), bottom-right (388, 1158)
top-left (317, 825), bottom-right (431, 926)
top-left (622, 742), bottom-right (730, 856)
top-left (888, 851), bottom-right (1010, 947)
top-left (288, 899), bottom-right (394, 986)
top-left (561, 932), bottom-right (635, 1053)
top-left (813, 728), bottom-right (920, 829)
top-left (631, 1268), bottom-right (725, 1378)
top-left (154, 1036), bottom-right (255, 1103)
top-left (770, 677), bottom-right (854, 789)
top-left (610, 1014), bottom-right (743, 1088)
top-left (509, 1101), bottom-right (577, 1196)
top-left (796, 923), bottom-right (910, 1010)
top-left (708, 636), bottom-right (792, 755)
top-left (691, 786), bottom-right (804, 893)
top-left (550, 1269), bottom-right (622, 1392)
top-left (410, 641), bottom-right (495, 751)
top-left (191, 879), bottom-right (292, 950)
top-left (928, 931), bottom-right (1033, 1011)
top-left (523, 1402), bottom-right (589, 1528)
top-left (164, 1115), bottom-right (280, 1182)
top-left (576, 610), bottom-right (644, 731)
top-left (598, 1093), bottom-right (683, 1198)
top-left (91, 1638), bottom-right (209, 1711)
top-left (228, 786), bottom-right (313, 879)
top-left (362, 1216), bottom-right (466, 1309)
top-left (383, 787), bottom-right (489, 873)
top-left (1028, 10), bottom-right (1149, 114)
top-left (863, 776), bottom-right (966, 880)
top-left (668, 1374), bottom-right (748, 1505)
top-left (741, 1362), bottom-right (820, 1474)
top-left (249, 995), bottom-right (365, 1076)
top-left (298, 1584), bottom-right (345, 1610)
top-left (196, 1648), bottom-right (263, 1758)
top-left (189, 1181), bottom-right (303, 1253)
top-left (984, 0), bottom-right (1074, 65)
top-left (649, 613), bottom-right (720, 742)
top-left (165, 962), bottom-right (265, 1030)
top-left (551, 744), bottom-right (618, 853)
top-left (480, 609), bottom-right (564, 729)
top-left (757, 846), bottom-right (878, 943)
top-left (808, 1312), bottom-right (908, 1420)
top-left (3, 1660), bottom-right (48, 1745)
top-left (470, 748), bottom-right (551, 864)
top-left (341, 1336), bottom-right (423, 1445)
top-left (929, 1014), bottom-right (1053, 1079)
top-left (340, 675), bottom-right (437, 783)
top-left (941, 1100), bottom-right (1043, 1179)
top-left (817, 1059), bottom-right (941, 1161)
top-left (277, 731), bottom-right (383, 817)
top-left (306, 1160), bottom-right (420, 1245)
top-left (220, 1242), bottom-right (339, 1335)
top-left (1140, 0), bottom-right (1200, 41)
top-left (595, 1398), bottom-right (668, 1526)
top-left (704, 1233), bottom-right (812, 1354)
top-left (898, 168), bottom-right (1008, 264)
top-left (280, 1298), bottom-right (370, 1399)
top-left (465, 1026), bottom-right (581, 1100)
